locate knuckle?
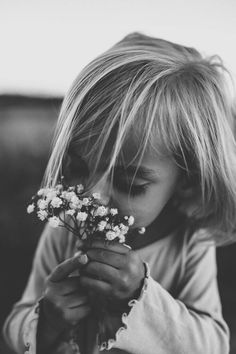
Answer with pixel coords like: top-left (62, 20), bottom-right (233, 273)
top-left (98, 249), bottom-right (105, 259)
top-left (119, 273), bottom-right (130, 290)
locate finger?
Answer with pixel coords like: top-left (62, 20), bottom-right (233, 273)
top-left (66, 304), bottom-right (91, 324)
top-left (86, 248), bottom-right (126, 269)
top-left (66, 295), bottom-right (89, 309)
top-left (51, 277), bottom-right (81, 295)
top-left (80, 275), bottom-right (111, 295)
top-left (82, 261), bottom-right (119, 284)
top-left (86, 240), bottom-right (131, 254)
top-left (49, 255), bottom-right (83, 282)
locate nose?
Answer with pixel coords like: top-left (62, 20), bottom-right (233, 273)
top-left (90, 177), bottom-right (112, 206)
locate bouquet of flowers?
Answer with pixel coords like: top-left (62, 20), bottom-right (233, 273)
top-left (27, 180), bottom-right (145, 244)
top-left (27, 180), bottom-right (146, 349)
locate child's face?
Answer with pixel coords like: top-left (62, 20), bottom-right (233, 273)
top-left (73, 137), bottom-right (180, 229)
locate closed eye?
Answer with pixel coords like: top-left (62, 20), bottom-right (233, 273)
top-left (113, 177), bottom-right (149, 196)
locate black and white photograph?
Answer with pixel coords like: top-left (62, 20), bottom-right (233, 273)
top-left (0, 1), bottom-right (236, 353)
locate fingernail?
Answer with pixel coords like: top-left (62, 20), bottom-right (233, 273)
top-left (73, 250), bottom-right (83, 258)
top-left (123, 243), bottom-right (132, 250)
top-left (78, 254), bottom-right (89, 265)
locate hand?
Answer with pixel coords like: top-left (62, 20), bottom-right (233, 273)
top-left (42, 253), bottom-right (91, 333)
top-left (79, 240), bottom-right (145, 313)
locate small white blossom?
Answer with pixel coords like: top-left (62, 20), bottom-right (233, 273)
top-left (69, 195), bottom-right (83, 209)
top-left (119, 223), bottom-right (129, 234)
top-left (76, 184), bottom-right (84, 194)
top-left (82, 198), bottom-right (90, 206)
top-left (66, 209), bottom-right (75, 216)
top-left (106, 230), bottom-right (117, 241)
top-left (45, 189), bottom-right (58, 201)
top-left (51, 197), bottom-right (63, 208)
top-left (37, 199), bottom-right (48, 210)
top-left (55, 184), bottom-right (63, 193)
top-left (62, 191), bottom-right (76, 202)
top-left (37, 210), bottom-right (48, 221)
top-left (110, 208), bottom-right (118, 216)
top-left (49, 216), bottom-right (60, 228)
top-left (97, 220), bottom-right (107, 231)
top-left (118, 234), bottom-right (126, 243)
top-left (76, 212), bottom-right (88, 222)
top-left (92, 192), bottom-right (101, 200)
top-left (37, 188), bottom-right (45, 196)
top-left (68, 186), bottom-right (75, 192)
top-left (128, 216), bottom-right (134, 226)
top-left (138, 227), bottom-right (146, 234)
top-left (95, 205), bottom-right (108, 217)
top-left (27, 204), bottom-right (35, 214)
top-left (112, 225), bottom-right (121, 237)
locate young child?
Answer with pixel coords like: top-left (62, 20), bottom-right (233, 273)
top-left (3, 32), bottom-right (236, 354)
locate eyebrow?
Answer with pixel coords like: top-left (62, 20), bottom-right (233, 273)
top-left (114, 165), bottom-right (159, 182)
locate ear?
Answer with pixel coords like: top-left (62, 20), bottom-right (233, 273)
top-left (175, 176), bottom-right (196, 198)
top-left (173, 175), bottom-right (201, 216)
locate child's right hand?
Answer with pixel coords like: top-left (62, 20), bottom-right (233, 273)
top-left (41, 254), bottom-right (91, 333)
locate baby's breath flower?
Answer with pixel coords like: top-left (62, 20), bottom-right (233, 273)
top-left (95, 205), bottom-right (108, 217)
top-left (51, 197), bottom-right (63, 208)
top-left (28, 182), bottom-right (141, 244)
top-left (82, 198), bottom-right (90, 206)
top-left (97, 220), bottom-right (107, 231)
top-left (27, 204), bottom-right (35, 214)
top-left (66, 209), bottom-right (75, 216)
top-left (128, 216), bottom-right (134, 226)
top-left (37, 188), bottom-right (45, 196)
top-left (62, 191), bottom-right (75, 202)
top-left (106, 230), bottom-right (117, 241)
top-left (110, 208), bottom-right (118, 216)
top-left (118, 234), bottom-right (125, 243)
top-left (37, 199), bottom-right (48, 210)
top-left (138, 227), bottom-right (146, 234)
top-left (68, 186), bottom-right (75, 192)
top-left (69, 195), bottom-right (83, 209)
top-left (76, 184), bottom-right (84, 194)
top-left (92, 192), bottom-right (101, 200)
top-left (119, 223), bottom-right (129, 234)
top-left (76, 212), bottom-right (88, 222)
top-left (112, 225), bottom-right (121, 236)
top-left (55, 184), bottom-right (63, 193)
top-left (48, 216), bottom-right (60, 228)
top-left (37, 210), bottom-right (48, 221)
top-left (45, 189), bottom-right (58, 201)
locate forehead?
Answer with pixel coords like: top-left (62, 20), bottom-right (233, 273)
top-left (78, 130), bottom-right (177, 179)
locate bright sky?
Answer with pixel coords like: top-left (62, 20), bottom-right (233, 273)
top-left (1, 0), bottom-right (236, 96)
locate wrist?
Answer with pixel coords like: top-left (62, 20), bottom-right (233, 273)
top-left (38, 297), bottom-right (66, 335)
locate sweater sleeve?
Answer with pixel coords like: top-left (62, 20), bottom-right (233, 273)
top-left (2, 223), bottom-right (73, 354)
top-left (100, 232), bottom-right (230, 354)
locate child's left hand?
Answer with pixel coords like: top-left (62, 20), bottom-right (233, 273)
top-left (79, 240), bottom-right (145, 312)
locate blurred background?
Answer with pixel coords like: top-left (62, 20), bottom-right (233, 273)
top-left (0, 0), bottom-right (236, 353)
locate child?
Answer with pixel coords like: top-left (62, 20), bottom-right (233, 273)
top-left (3, 32), bottom-right (236, 354)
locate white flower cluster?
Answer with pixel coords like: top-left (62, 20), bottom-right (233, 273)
top-left (27, 183), bottom-right (144, 243)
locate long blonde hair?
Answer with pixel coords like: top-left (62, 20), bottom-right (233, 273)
top-left (43, 32), bottom-right (236, 243)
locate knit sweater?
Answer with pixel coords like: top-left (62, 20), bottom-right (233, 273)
top-left (3, 222), bottom-right (229, 353)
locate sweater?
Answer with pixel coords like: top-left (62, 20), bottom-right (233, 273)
top-left (3, 221), bottom-right (229, 354)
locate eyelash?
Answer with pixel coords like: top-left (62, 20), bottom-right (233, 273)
top-left (73, 156), bottom-right (148, 197)
top-left (113, 179), bottom-right (149, 197)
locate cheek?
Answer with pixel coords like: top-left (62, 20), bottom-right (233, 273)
top-left (115, 183), bottom-right (177, 227)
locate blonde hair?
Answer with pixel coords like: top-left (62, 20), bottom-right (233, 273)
top-left (43, 32), bottom-right (236, 244)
